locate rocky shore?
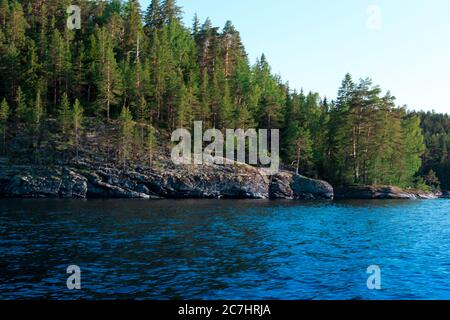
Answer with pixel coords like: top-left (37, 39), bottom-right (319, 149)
top-left (0, 158), bottom-right (333, 200)
top-left (0, 157), bottom-right (446, 200)
top-left (335, 185), bottom-right (440, 200)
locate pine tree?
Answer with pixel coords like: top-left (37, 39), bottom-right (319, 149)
top-left (22, 40), bottom-right (41, 98)
top-left (161, 0), bottom-right (182, 24)
top-left (0, 97), bottom-right (9, 154)
top-left (176, 83), bottom-right (192, 128)
top-left (219, 81), bottom-right (234, 128)
top-left (123, 0), bottom-right (144, 62)
top-left (136, 95), bottom-right (149, 144)
top-left (119, 106), bottom-right (134, 170)
top-left (14, 86), bottom-right (27, 122)
top-left (326, 73), bottom-right (354, 184)
top-left (144, 0), bottom-right (163, 33)
top-left (30, 89), bottom-right (44, 163)
top-left (58, 92), bottom-right (71, 136)
top-left (71, 99), bottom-right (83, 161)
top-left (0, 0), bottom-right (9, 29)
top-left (192, 13), bottom-right (200, 37)
top-left (32, 89), bottom-right (43, 130)
top-left (197, 70), bottom-right (211, 126)
top-left (284, 120), bottom-right (313, 174)
top-left (7, 1), bottom-right (28, 49)
top-left (49, 28), bottom-right (65, 109)
top-left (400, 115), bottom-right (425, 187)
top-left (97, 33), bottom-right (123, 120)
top-left (221, 21), bottom-right (246, 80)
top-left (424, 169), bottom-right (440, 191)
top-left (146, 123), bottom-right (157, 166)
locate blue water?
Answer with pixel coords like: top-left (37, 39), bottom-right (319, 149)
top-left (0, 199), bottom-right (449, 300)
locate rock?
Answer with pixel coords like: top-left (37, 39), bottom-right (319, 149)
top-left (334, 185), bottom-right (438, 200)
top-left (60, 169), bottom-right (88, 198)
top-left (146, 161), bottom-right (270, 199)
top-left (86, 173), bottom-right (150, 199)
top-left (5, 174), bottom-right (62, 198)
top-left (0, 159), bottom-right (335, 200)
top-left (270, 172), bottom-right (334, 200)
top-left (270, 172), bottom-right (295, 199)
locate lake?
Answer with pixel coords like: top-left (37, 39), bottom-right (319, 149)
top-left (0, 199), bottom-right (449, 300)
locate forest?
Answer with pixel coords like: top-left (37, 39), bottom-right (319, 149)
top-left (0, 0), bottom-right (448, 190)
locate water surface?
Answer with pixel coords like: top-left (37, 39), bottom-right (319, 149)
top-left (1, 199), bottom-right (449, 299)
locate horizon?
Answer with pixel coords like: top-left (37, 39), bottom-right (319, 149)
top-left (141, 0), bottom-right (450, 114)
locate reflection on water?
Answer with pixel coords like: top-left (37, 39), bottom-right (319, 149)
top-left (0, 199), bottom-right (449, 299)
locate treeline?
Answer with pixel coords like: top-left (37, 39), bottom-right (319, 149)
top-left (416, 112), bottom-right (450, 190)
top-left (0, 0), bottom-right (447, 189)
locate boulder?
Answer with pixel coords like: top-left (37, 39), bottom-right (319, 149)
top-left (270, 172), bottom-right (334, 200)
top-left (145, 162), bottom-right (270, 199)
top-left (4, 174), bottom-right (62, 198)
top-left (60, 168), bottom-right (88, 198)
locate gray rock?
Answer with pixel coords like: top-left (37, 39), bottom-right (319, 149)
top-left (334, 185), bottom-right (438, 200)
top-left (147, 162), bottom-right (270, 199)
top-left (60, 169), bottom-right (88, 198)
top-left (270, 172), bottom-right (334, 200)
top-left (86, 173), bottom-right (149, 199)
top-left (5, 174), bottom-right (62, 198)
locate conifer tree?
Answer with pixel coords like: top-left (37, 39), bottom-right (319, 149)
top-left (14, 86), bottom-right (27, 122)
top-left (97, 34), bottom-right (123, 120)
top-left (162, 0), bottom-right (182, 24)
top-left (145, 0), bottom-right (163, 33)
top-left (146, 123), bottom-right (157, 166)
top-left (71, 99), bottom-right (83, 161)
top-left (119, 106), bottom-right (135, 170)
top-left (0, 97), bottom-right (9, 154)
top-left (58, 93), bottom-right (71, 136)
top-left (424, 169), bottom-right (440, 191)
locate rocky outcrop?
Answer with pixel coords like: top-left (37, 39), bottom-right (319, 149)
top-left (83, 161), bottom-right (270, 199)
top-left (334, 185), bottom-right (438, 200)
top-left (2, 159), bottom-right (444, 201)
top-left (0, 157), bottom-right (338, 200)
top-left (270, 172), bottom-right (334, 200)
top-left (0, 159), bottom-right (274, 199)
top-left (0, 166), bottom-right (87, 198)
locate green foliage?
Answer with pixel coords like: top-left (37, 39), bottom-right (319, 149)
top-left (424, 169), bottom-right (440, 191)
top-left (146, 123), bottom-right (157, 166)
top-left (72, 98), bottom-right (84, 160)
top-left (14, 86), bottom-right (27, 122)
top-left (58, 92), bottom-right (71, 136)
top-left (416, 112), bottom-right (450, 190)
top-left (323, 75), bottom-right (426, 187)
top-left (0, 97), bottom-right (9, 153)
top-left (119, 106), bottom-right (134, 169)
top-left (95, 28), bottom-right (123, 120)
top-left (0, 0), bottom-right (445, 190)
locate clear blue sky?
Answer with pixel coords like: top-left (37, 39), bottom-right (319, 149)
top-left (140, 0), bottom-right (450, 114)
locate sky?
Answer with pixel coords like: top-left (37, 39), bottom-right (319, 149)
top-left (140, 0), bottom-right (450, 114)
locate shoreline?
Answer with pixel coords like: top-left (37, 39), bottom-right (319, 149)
top-left (0, 160), bottom-right (447, 201)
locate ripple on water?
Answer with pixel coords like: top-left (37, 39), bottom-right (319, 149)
top-left (0, 199), bottom-right (449, 300)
